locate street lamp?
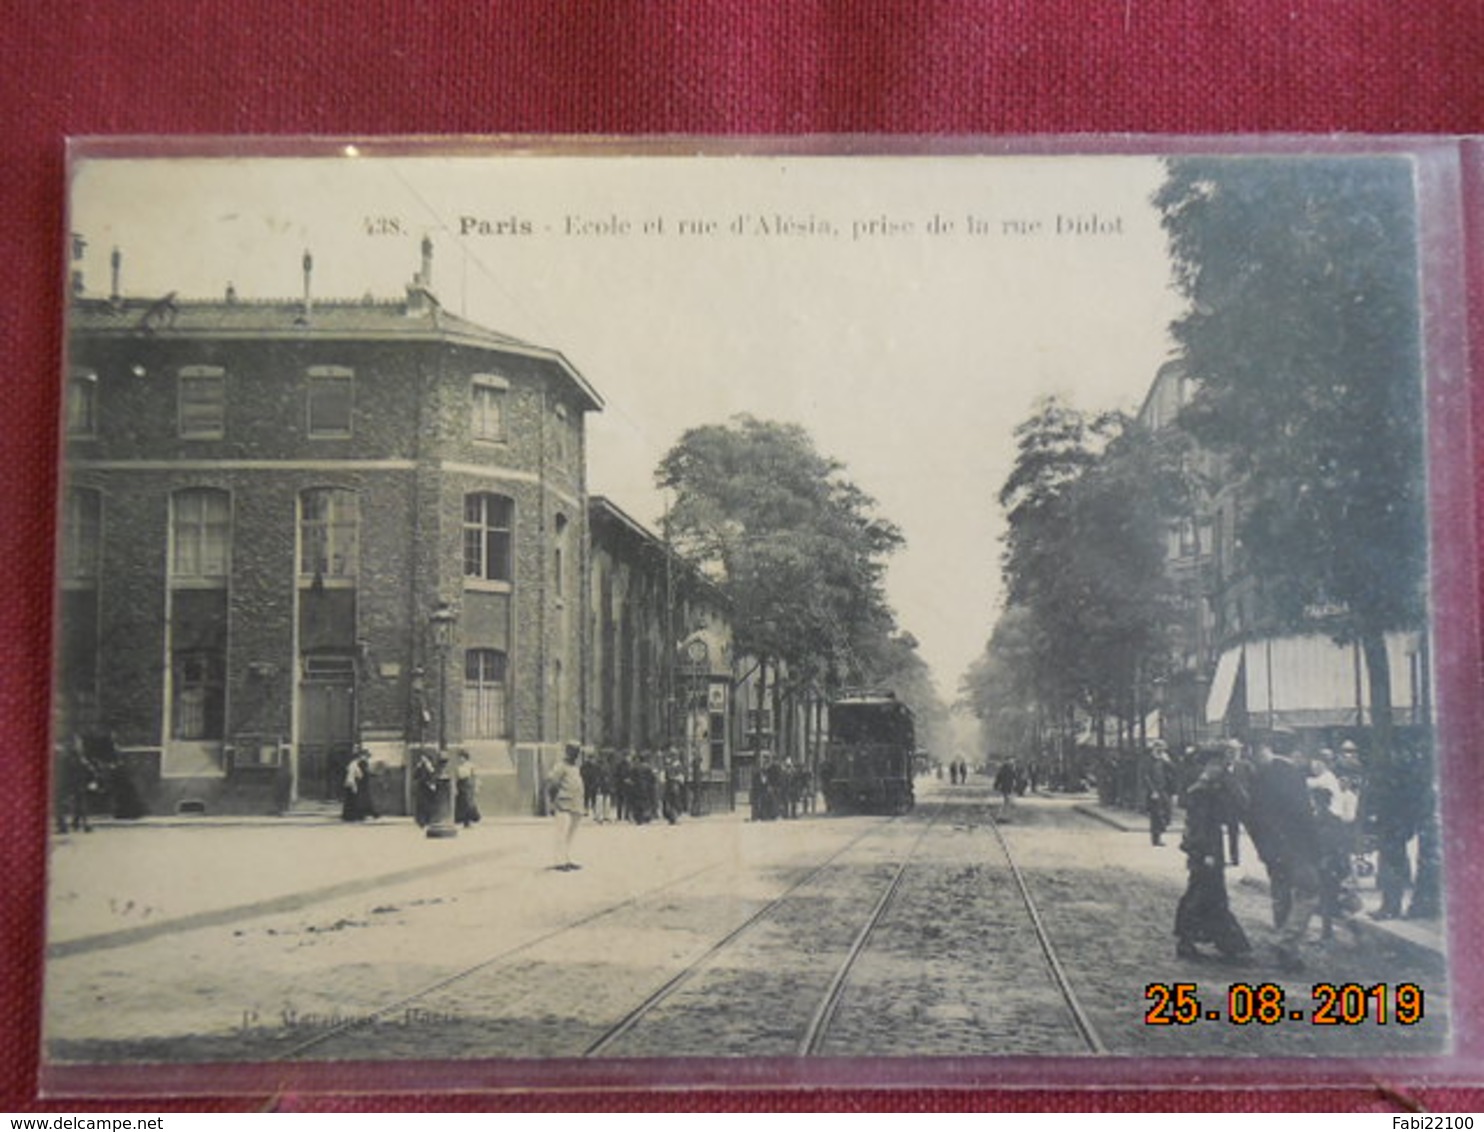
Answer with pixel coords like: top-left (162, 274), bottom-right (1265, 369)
top-left (426, 600), bottom-right (458, 840)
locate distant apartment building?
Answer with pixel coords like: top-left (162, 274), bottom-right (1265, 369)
top-left (1136, 360), bottom-right (1428, 747)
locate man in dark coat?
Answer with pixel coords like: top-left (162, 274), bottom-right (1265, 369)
top-left (1141, 741), bottom-right (1175, 846)
top-left (1245, 733), bottom-right (1322, 972)
top-left (993, 759), bottom-right (1017, 817)
top-left (1175, 750), bottom-right (1252, 961)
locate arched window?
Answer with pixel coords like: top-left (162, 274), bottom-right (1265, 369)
top-left (464, 648), bottom-right (507, 738)
top-left (464, 493), bottom-right (513, 583)
top-left (299, 488), bottom-right (358, 579)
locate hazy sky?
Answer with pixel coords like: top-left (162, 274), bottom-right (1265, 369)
top-left (69, 149), bottom-right (1188, 698)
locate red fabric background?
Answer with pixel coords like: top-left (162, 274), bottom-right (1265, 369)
top-left (3, 0), bottom-right (1483, 1113)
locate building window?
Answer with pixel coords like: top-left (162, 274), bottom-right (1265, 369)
top-left (307, 366), bottom-right (353, 437)
top-left (62, 488), bottom-right (102, 583)
top-left (464, 493), bottom-right (513, 583)
top-left (746, 708), bottom-right (773, 741)
top-left (171, 488), bottom-right (230, 581)
top-left (471, 375), bottom-right (508, 442)
top-left (299, 488), bottom-right (358, 579)
top-left (178, 366), bottom-right (226, 438)
top-left (172, 649), bottom-right (225, 740)
top-left (66, 369), bottom-right (97, 438)
top-left (553, 402), bottom-right (568, 463)
top-left (553, 512), bottom-right (568, 598)
top-left (464, 649), bottom-right (508, 738)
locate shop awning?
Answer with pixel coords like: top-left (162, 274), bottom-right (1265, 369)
top-left (1204, 646), bottom-right (1243, 724)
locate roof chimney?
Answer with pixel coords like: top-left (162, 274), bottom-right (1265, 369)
top-left (109, 247), bottom-right (122, 305)
top-left (301, 250), bottom-right (313, 319)
top-left (406, 237), bottom-right (436, 315)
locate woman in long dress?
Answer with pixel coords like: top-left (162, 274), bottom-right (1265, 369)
top-left (454, 751), bottom-right (481, 827)
top-left (1175, 750), bottom-right (1252, 960)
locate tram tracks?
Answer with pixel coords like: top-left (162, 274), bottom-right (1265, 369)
top-left (271, 813), bottom-right (909, 1061)
top-left (985, 800), bottom-right (1107, 1054)
top-left (586, 803), bottom-right (947, 1058)
top-left (275, 789), bottom-right (1104, 1061)
top-left (795, 788), bottom-right (1107, 1058)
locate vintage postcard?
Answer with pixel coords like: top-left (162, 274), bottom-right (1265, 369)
top-left (41, 139), bottom-right (1476, 1093)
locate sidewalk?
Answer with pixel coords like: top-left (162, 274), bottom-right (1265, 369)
top-left (1072, 798), bottom-right (1446, 962)
top-left (45, 811), bottom-right (552, 956)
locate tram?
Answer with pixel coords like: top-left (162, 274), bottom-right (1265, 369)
top-left (821, 690), bottom-right (916, 815)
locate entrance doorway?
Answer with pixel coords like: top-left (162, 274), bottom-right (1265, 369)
top-left (298, 655), bottom-right (356, 803)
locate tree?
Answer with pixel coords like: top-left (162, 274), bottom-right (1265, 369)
top-left (656, 416), bottom-right (911, 752)
top-left (1155, 156), bottom-right (1428, 765)
top-left (982, 399), bottom-right (1192, 763)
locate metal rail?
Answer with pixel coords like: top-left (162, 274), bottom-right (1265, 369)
top-left (795, 811), bottom-right (942, 1055)
top-left (985, 803), bottom-right (1108, 1055)
top-left (582, 813), bottom-right (920, 1056)
top-left (271, 860), bottom-right (724, 1061)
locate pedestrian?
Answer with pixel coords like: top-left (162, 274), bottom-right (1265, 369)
top-left (633, 753), bottom-right (658, 824)
top-left (1141, 741), bottom-right (1175, 846)
top-left (753, 755), bottom-right (779, 821)
top-left (454, 750), bottom-right (481, 827)
top-left (1221, 739), bottom-right (1249, 866)
top-left (412, 746), bottom-right (438, 828)
top-left (593, 749), bottom-right (614, 823)
top-left (1308, 751), bottom-right (1359, 939)
top-left (613, 752), bottom-right (632, 823)
top-left (689, 754), bottom-right (704, 817)
top-left (1175, 749), bottom-right (1253, 961)
top-left (580, 751), bottom-right (599, 818)
top-left (545, 743), bottom-right (585, 870)
top-left (1245, 732), bottom-right (1322, 972)
top-left (55, 736), bottom-right (98, 834)
top-left (341, 751), bottom-right (366, 821)
top-left (780, 758), bottom-right (799, 819)
top-left (662, 755), bottom-right (684, 824)
top-left (993, 759), bottom-right (1017, 817)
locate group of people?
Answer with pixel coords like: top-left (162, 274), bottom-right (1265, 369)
top-left (542, 745), bottom-right (711, 872)
top-left (992, 758), bottom-right (1035, 812)
top-left (340, 749), bottom-right (380, 822)
top-left (944, 758), bottom-right (973, 786)
top-left (751, 754), bottom-right (813, 821)
top-left (408, 747), bottom-right (482, 829)
top-left (53, 733), bottom-right (149, 832)
top-left (1167, 731), bottom-right (1436, 973)
top-left (577, 747), bottom-right (704, 826)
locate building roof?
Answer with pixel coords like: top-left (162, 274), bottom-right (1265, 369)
top-left (68, 291), bottom-right (604, 412)
top-left (589, 495), bottom-right (729, 610)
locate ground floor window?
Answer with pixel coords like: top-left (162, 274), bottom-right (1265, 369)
top-left (172, 649), bottom-right (225, 740)
top-left (464, 648), bottom-right (507, 738)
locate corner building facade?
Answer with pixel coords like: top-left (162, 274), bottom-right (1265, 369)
top-left (60, 250), bottom-right (601, 817)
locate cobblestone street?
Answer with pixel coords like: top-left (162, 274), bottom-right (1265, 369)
top-left (44, 778), bottom-right (1448, 1072)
